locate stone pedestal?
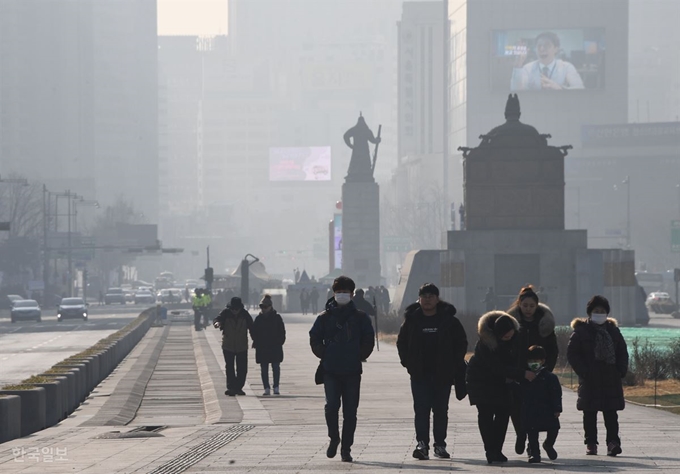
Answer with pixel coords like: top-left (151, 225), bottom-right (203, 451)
top-left (342, 181), bottom-right (381, 288)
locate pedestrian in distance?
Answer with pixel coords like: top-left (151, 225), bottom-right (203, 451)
top-left (309, 276), bottom-right (375, 463)
top-left (352, 288), bottom-right (376, 317)
top-left (213, 296), bottom-right (254, 396)
top-left (466, 311), bottom-right (536, 464)
top-left (192, 288), bottom-right (204, 331)
top-left (310, 286), bottom-right (320, 314)
top-left (300, 288), bottom-right (309, 315)
top-left (567, 295), bottom-right (628, 456)
top-left (521, 345), bottom-right (562, 463)
top-left (252, 295), bottom-right (286, 396)
top-left (396, 283), bottom-right (468, 460)
top-left (506, 285), bottom-right (558, 456)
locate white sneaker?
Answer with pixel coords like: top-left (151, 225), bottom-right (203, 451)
top-left (273, 387), bottom-right (280, 395)
top-left (262, 388), bottom-right (270, 396)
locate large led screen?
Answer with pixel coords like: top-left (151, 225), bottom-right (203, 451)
top-left (269, 146), bottom-right (331, 181)
top-left (491, 28), bottom-right (605, 92)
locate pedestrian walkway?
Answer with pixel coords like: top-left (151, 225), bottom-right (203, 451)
top-left (1, 312), bottom-right (680, 473)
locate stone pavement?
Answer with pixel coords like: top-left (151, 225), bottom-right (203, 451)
top-left (1, 312), bottom-right (680, 473)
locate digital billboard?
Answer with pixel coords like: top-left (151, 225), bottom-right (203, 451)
top-left (491, 28), bottom-right (605, 92)
top-left (333, 213), bottom-right (342, 270)
top-left (269, 146), bottom-right (331, 182)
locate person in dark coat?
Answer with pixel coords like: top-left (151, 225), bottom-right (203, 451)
top-left (521, 345), bottom-right (562, 464)
top-left (397, 283), bottom-right (468, 461)
top-left (352, 289), bottom-right (376, 317)
top-left (506, 285), bottom-right (558, 456)
top-left (300, 289), bottom-right (309, 315)
top-left (252, 295), bottom-right (286, 396)
top-left (309, 276), bottom-right (375, 463)
top-left (466, 311), bottom-right (535, 464)
top-left (567, 295), bottom-right (628, 457)
top-left (310, 287), bottom-right (320, 314)
top-left (213, 297), bottom-right (254, 396)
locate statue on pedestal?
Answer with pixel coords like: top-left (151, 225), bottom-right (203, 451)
top-left (344, 113), bottom-right (381, 182)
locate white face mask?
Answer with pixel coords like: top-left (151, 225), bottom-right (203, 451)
top-left (590, 313), bottom-right (608, 325)
top-left (335, 293), bottom-right (352, 305)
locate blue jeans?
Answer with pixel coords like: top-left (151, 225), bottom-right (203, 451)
top-left (260, 362), bottom-right (280, 390)
top-left (410, 375), bottom-right (452, 448)
top-left (324, 373), bottom-right (361, 451)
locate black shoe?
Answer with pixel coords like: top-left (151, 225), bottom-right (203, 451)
top-left (340, 450), bottom-right (353, 462)
top-left (515, 434), bottom-right (526, 455)
top-left (235, 389), bottom-right (246, 396)
top-left (528, 454), bottom-right (541, 463)
top-left (486, 452), bottom-right (495, 464)
top-left (543, 442), bottom-right (558, 460)
top-left (225, 390), bottom-right (235, 396)
top-left (412, 441), bottom-right (429, 460)
top-left (326, 438), bottom-right (340, 458)
top-left (433, 445), bottom-right (450, 459)
top-left (495, 452), bottom-right (508, 463)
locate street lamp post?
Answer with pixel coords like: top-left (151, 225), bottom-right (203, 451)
top-left (625, 176), bottom-right (631, 249)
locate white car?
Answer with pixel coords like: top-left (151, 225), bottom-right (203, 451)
top-left (11, 299), bottom-right (42, 323)
top-left (134, 291), bottom-right (156, 305)
top-left (646, 292), bottom-right (676, 314)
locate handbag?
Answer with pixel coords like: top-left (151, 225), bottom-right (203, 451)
top-left (454, 359), bottom-right (468, 401)
top-left (315, 361), bottom-right (325, 385)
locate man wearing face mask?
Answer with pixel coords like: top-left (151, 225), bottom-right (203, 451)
top-left (567, 295), bottom-right (628, 457)
top-left (309, 276), bottom-right (375, 463)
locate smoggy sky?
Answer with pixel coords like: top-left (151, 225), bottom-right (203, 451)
top-left (157, 0), bottom-right (228, 36)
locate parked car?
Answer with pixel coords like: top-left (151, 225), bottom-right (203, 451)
top-left (123, 289), bottom-right (135, 303)
top-left (58, 297), bottom-right (89, 322)
top-left (646, 292), bottom-right (677, 314)
top-left (134, 290), bottom-right (156, 305)
top-left (104, 288), bottom-right (126, 305)
top-left (11, 300), bottom-right (42, 323)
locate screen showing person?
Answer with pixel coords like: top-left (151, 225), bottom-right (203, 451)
top-left (269, 146), bottom-right (332, 181)
top-left (491, 28), bottom-right (605, 92)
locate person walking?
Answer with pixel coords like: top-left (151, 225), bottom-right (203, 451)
top-left (352, 288), bottom-right (376, 317)
top-left (309, 276), bottom-right (375, 463)
top-left (213, 296), bottom-right (254, 396)
top-left (466, 312), bottom-right (535, 464)
top-left (397, 283), bottom-right (468, 460)
top-left (506, 285), bottom-right (558, 456)
top-left (567, 295), bottom-right (628, 456)
top-left (300, 289), bottom-right (309, 315)
top-left (252, 295), bottom-right (286, 396)
top-left (192, 288), bottom-right (204, 331)
top-left (521, 345), bottom-right (562, 463)
top-left (310, 287), bottom-right (320, 315)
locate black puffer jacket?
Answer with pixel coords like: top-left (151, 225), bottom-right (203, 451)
top-left (521, 369), bottom-right (562, 432)
top-left (507, 303), bottom-right (558, 372)
top-left (567, 317), bottom-right (628, 412)
top-left (252, 310), bottom-right (286, 364)
top-left (466, 311), bottom-right (525, 406)
top-left (396, 301), bottom-right (467, 384)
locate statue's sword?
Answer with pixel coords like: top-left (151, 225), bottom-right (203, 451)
top-left (371, 124), bottom-right (382, 174)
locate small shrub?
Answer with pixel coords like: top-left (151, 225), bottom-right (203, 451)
top-left (555, 325), bottom-right (572, 368)
top-left (376, 310), bottom-right (403, 335)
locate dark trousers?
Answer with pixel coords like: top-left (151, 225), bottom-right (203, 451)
top-left (583, 410), bottom-right (620, 446)
top-left (223, 350), bottom-right (248, 391)
top-left (527, 428), bottom-right (559, 455)
top-left (324, 373), bottom-right (361, 451)
top-left (476, 404), bottom-right (511, 456)
top-left (410, 375), bottom-right (452, 448)
top-left (194, 309), bottom-right (202, 330)
top-left (311, 300), bottom-right (318, 314)
top-left (202, 310), bottom-right (211, 327)
top-left (260, 362), bottom-right (280, 389)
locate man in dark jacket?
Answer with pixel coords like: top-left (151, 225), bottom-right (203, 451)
top-left (309, 276), bottom-right (375, 463)
top-left (352, 288), bottom-right (376, 317)
top-left (396, 283), bottom-right (468, 461)
top-left (213, 296), bottom-right (253, 396)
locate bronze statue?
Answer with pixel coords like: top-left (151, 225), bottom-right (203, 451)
top-left (344, 113), bottom-right (381, 182)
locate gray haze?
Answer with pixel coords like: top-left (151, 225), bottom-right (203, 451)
top-left (0, 0), bottom-right (678, 289)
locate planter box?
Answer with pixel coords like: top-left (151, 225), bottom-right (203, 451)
top-left (41, 372), bottom-right (76, 415)
top-left (0, 395), bottom-right (21, 443)
top-left (0, 388), bottom-right (46, 437)
top-left (54, 364), bottom-right (86, 403)
top-left (26, 381), bottom-right (61, 428)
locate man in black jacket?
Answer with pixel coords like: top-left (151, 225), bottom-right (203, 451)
top-left (309, 276), bottom-right (375, 463)
top-left (213, 297), bottom-right (253, 396)
top-left (397, 283), bottom-right (468, 460)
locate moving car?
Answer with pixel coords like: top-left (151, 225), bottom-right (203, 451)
top-left (58, 297), bottom-right (89, 322)
top-left (104, 288), bottom-right (126, 305)
top-left (11, 299), bottom-right (42, 323)
top-left (134, 290), bottom-right (156, 305)
top-left (645, 292), bottom-right (677, 314)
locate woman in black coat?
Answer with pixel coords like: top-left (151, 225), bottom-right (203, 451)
top-left (567, 295), bottom-right (628, 457)
top-left (466, 311), bottom-right (535, 464)
top-left (506, 285), bottom-right (559, 455)
top-left (252, 295), bottom-right (286, 396)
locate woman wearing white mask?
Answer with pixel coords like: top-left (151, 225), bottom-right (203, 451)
top-left (567, 295), bottom-right (628, 457)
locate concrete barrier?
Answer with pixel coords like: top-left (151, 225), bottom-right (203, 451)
top-left (26, 381), bottom-right (61, 428)
top-left (0, 387), bottom-right (46, 437)
top-left (41, 371), bottom-right (76, 415)
top-left (0, 395), bottom-right (21, 443)
top-left (54, 364), bottom-right (86, 403)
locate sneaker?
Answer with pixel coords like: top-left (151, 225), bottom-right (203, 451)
top-left (433, 445), bottom-right (450, 459)
top-left (225, 390), bottom-right (235, 396)
top-left (586, 444), bottom-right (598, 455)
top-left (515, 434), bottom-right (527, 455)
top-left (340, 449), bottom-right (353, 462)
top-left (236, 389), bottom-right (246, 396)
top-left (262, 388), bottom-right (270, 396)
top-left (543, 442), bottom-right (558, 460)
top-left (273, 386), bottom-right (280, 395)
top-left (326, 438), bottom-right (340, 458)
top-left (528, 454), bottom-right (541, 464)
top-left (412, 441), bottom-right (429, 460)
top-left (607, 442), bottom-right (622, 457)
